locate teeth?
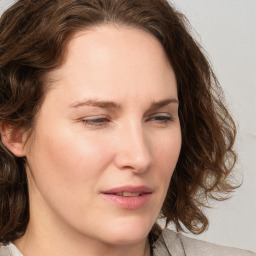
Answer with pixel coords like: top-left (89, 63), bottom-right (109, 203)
top-left (123, 192), bottom-right (140, 197)
top-left (116, 192), bottom-right (141, 197)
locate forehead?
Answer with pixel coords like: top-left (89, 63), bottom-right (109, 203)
top-left (66, 24), bottom-right (166, 57)
top-left (59, 25), bottom-right (172, 75)
top-left (46, 24), bottom-right (177, 106)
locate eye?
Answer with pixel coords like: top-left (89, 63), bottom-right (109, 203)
top-left (82, 116), bottom-right (111, 127)
top-left (146, 113), bottom-right (173, 126)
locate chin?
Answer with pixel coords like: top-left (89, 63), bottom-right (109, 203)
top-left (100, 216), bottom-right (153, 245)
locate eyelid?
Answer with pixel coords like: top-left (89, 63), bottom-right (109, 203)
top-left (83, 115), bottom-right (109, 120)
top-left (149, 112), bottom-right (171, 117)
top-left (79, 112), bottom-right (175, 129)
top-left (146, 112), bottom-right (172, 119)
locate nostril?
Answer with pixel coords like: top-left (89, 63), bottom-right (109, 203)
top-left (115, 154), bottom-right (152, 173)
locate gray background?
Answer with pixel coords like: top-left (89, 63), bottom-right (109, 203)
top-left (169, 0), bottom-right (256, 252)
top-left (0, 0), bottom-right (255, 252)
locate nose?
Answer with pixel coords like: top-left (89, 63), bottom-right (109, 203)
top-left (113, 122), bottom-right (152, 173)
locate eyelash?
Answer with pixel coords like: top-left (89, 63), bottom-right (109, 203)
top-left (82, 114), bottom-right (173, 127)
top-left (146, 114), bottom-right (174, 125)
top-left (82, 117), bottom-right (110, 127)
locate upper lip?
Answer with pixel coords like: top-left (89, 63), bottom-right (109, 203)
top-left (101, 185), bottom-right (153, 194)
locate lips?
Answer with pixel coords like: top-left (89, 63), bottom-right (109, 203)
top-left (109, 192), bottom-right (143, 197)
top-left (101, 185), bottom-right (153, 210)
top-left (101, 185), bottom-right (153, 195)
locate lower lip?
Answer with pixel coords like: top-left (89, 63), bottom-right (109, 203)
top-left (101, 193), bottom-right (151, 210)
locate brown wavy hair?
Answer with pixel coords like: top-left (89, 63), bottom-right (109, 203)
top-left (0, 0), bottom-right (237, 245)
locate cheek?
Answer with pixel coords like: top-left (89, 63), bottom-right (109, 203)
top-left (152, 129), bottom-right (181, 187)
top-left (154, 128), bottom-right (181, 163)
top-left (27, 124), bottom-right (113, 195)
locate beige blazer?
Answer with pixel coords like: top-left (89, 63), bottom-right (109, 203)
top-left (153, 228), bottom-right (256, 256)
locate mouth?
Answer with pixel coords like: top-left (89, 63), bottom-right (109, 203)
top-left (101, 185), bottom-right (153, 209)
top-left (101, 185), bottom-right (153, 194)
top-left (103, 192), bottom-right (149, 197)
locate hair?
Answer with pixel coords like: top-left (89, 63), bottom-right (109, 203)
top-left (0, 0), bottom-right (238, 246)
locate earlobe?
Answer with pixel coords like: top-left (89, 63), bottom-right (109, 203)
top-left (0, 122), bottom-right (26, 157)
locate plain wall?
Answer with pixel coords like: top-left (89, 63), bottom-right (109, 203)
top-left (170, 0), bottom-right (256, 252)
top-left (0, 0), bottom-right (255, 252)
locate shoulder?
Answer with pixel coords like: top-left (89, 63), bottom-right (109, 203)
top-left (0, 244), bottom-right (11, 256)
top-left (0, 243), bottom-right (22, 256)
top-left (153, 228), bottom-right (256, 256)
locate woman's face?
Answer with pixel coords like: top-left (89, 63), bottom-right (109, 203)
top-left (24, 25), bottom-right (181, 246)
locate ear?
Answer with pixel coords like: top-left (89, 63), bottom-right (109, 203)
top-left (0, 122), bottom-right (27, 157)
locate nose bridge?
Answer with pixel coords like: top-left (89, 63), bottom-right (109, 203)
top-left (115, 119), bottom-right (152, 172)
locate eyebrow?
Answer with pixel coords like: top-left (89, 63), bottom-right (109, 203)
top-left (69, 98), bottom-right (178, 110)
top-left (70, 98), bottom-right (121, 109)
top-left (149, 98), bottom-right (179, 111)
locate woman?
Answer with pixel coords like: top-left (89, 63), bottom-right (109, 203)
top-left (0, 0), bottom-right (254, 255)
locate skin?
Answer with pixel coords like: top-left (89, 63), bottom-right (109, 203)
top-left (11, 25), bottom-right (181, 256)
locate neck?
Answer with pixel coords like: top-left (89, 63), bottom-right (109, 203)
top-left (14, 229), bottom-right (151, 256)
top-left (14, 213), bottom-right (151, 256)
